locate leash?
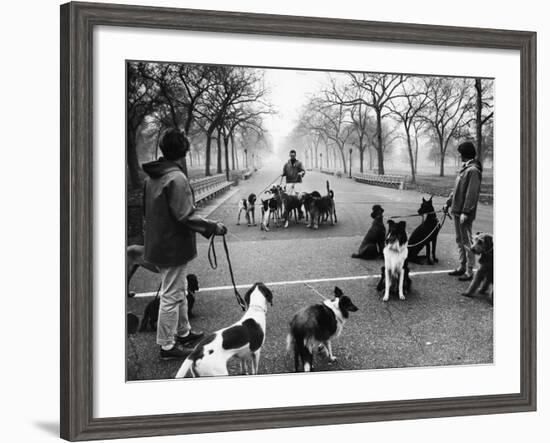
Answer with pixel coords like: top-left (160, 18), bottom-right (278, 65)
top-left (406, 211), bottom-right (450, 249)
top-left (388, 209), bottom-right (446, 219)
top-left (257, 174), bottom-right (284, 197)
top-left (207, 234), bottom-right (247, 311)
top-left (304, 282), bottom-right (328, 301)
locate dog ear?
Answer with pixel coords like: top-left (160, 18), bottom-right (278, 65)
top-left (485, 235), bottom-right (493, 251)
top-left (429, 195), bottom-right (433, 201)
top-left (398, 220), bottom-right (406, 229)
top-left (388, 219), bottom-right (395, 227)
top-left (334, 286), bottom-right (343, 298)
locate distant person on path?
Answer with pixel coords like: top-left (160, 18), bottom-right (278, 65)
top-left (444, 141), bottom-right (483, 283)
top-left (281, 149), bottom-right (305, 196)
top-left (142, 128), bottom-right (227, 360)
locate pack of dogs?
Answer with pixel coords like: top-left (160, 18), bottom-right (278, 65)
top-left (253, 180), bottom-right (336, 231)
top-left (127, 191), bottom-right (493, 377)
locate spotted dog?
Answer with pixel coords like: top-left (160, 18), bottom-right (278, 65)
top-left (237, 193), bottom-right (257, 226)
top-left (174, 283), bottom-right (273, 377)
top-left (260, 186), bottom-right (283, 231)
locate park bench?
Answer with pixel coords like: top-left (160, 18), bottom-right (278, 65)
top-left (241, 169), bottom-right (254, 180)
top-left (353, 172), bottom-right (409, 190)
top-left (191, 173), bottom-right (234, 205)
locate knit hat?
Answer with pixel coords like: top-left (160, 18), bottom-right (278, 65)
top-left (457, 141), bottom-right (476, 160)
top-left (160, 128), bottom-right (189, 161)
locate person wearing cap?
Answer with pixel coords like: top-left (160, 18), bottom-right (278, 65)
top-left (444, 140), bottom-right (483, 282)
top-left (281, 149), bottom-right (305, 196)
top-left (142, 128), bottom-right (227, 360)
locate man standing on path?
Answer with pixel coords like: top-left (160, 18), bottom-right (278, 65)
top-left (444, 141), bottom-right (483, 283)
top-left (142, 129), bottom-right (227, 360)
top-left (281, 149), bottom-right (305, 196)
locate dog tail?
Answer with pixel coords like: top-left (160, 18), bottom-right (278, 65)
top-left (326, 180), bottom-right (330, 194)
top-left (174, 357), bottom-right (195, 379)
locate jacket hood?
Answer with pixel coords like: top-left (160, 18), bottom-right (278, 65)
top-left (462, 159), bottom-right (483, 174)
top-left (142, 158), bottom-right (183, 178)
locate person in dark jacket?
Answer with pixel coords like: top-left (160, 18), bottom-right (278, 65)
top-left (281, 149), bottom-right (305, 195)
top-left (444, 141), bottom-right (483, 282)
top-left (142, 128), bottom-right (227, 360)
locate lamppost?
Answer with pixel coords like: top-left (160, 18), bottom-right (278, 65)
top-left (319, 153), bottom-right (323, 171)
top-left (349, 148), bottom-right (353, 178)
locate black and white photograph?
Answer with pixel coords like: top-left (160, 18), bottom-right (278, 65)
top-left (126, 61), bottom-right (494, 381)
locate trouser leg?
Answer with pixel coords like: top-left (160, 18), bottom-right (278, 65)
top-left (453, 215), bottom-right (467, 270)
top-left (156, 264), bottom-right (190, 347)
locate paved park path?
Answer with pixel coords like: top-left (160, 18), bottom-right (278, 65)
top-left (127, 166), bottom-right (493, 381)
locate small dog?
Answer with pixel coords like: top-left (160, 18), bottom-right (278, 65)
top-left (376, 220), bottom-right (411, 301)
top-left (237, 193), bottom-right (257, 226)
top-left (287, 287), bottom-right (358, 372)
top-left (127, 313), bottom-right (140, 334)
top-left (139, 274), bottom-right (200, 332)
top-left (260, 186), bottom-right (283, 231)
top-left (462, 232), bottom-right (494, 304)
top-left (352, 204), bottom-right (385, 259)
top-left (175, 282), bottom-right (273, 378)
top-left (307, 181), bottom-right (337, 229)
top-left (407, 197), bottom-right (441, 265)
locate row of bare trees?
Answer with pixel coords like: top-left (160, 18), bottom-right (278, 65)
top-left (127, 62), bottom-right (273, 188)
top-left (288, 73), bottom-right (493, 180)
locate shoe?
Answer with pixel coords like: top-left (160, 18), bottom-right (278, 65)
top-left (351, 253), bottom-right (360, 259)
top-left (448, 269), bottom-right (466, 276)
top-left (176, 331), bottom-right (204, 346)
top-left (458, 273), bottom-right (474, 282)
top-left (159, 346), bottom-right (192, 360)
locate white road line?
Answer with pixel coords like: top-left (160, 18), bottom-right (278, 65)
top-left (131, 269), bottom-right (454, 298)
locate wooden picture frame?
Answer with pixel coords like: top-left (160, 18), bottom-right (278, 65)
top-left (60, 1), bottom-right (536, 440)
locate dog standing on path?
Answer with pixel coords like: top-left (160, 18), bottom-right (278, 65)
top-left (237, 193), bottom-right (257, 226)
top-left (287, 287), bottom-right (358, 372)
top-left (174, 282), bottom-right (273, 378)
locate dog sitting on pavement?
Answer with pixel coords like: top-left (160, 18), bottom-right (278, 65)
top-left (237, 193), bottom-right (257, 226)
top-left (352, 205), bottom-right (385, 259)
top-left (174, 282), bottom-right (274, 377)
top-left (139, 274), bottom-right (200, 332)
top-left (461, 232), bottom-right (494, 304)
top-left (287, 287), bottom-right (358, 372)
top-left (376, 220), bottom-right (411, 301)
top-left (407, 196), bottom-right (442, 265)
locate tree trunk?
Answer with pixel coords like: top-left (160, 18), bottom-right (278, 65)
top-left (375, 111), bottom-right (385, 175)
top-left (216, 130), bottom-right (222, 174)
top-left (359, 148), bottom-right (364, 173)
top-left (439, 145), bottom-right (445, 177)
top-left (230, 134), bottom-right (236, 170)
top-left (338, 145), bottom-right (347, 173)
top-left (223, 134), bottom-right (230, 181)
top-left (414, 132), bottom-right (420, 175)
top-left (405, 131), bottom-right (416, 183)
top-left (127, 127), bottom-right (142, 189)
top-left (475, 78), bottom-right (484, 163)
top-left (205, 128), bottom-right (214, 176)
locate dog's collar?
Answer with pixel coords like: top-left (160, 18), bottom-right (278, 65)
top-left (248, 304), bottom-right (267, 314)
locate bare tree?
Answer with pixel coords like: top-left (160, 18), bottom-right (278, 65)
top-left (388, 79), bottom-right (429, 183)
top-left (474, 78), bottom-right (494, 164)
top-left (422, 77), bottom-right (475, 176)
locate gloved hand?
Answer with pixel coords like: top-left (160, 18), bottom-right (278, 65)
top-left (214, 222), bottom-right (227, 235)
top-left (442, 205), bottom-right (449, 214)
top-left (459, 213), bottom-right (468, 224)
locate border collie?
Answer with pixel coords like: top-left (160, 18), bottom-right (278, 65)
top-left (174, 282), bottom-right (273, 378)
top-left (377, 220), bottom-right (410, 301)
top-left (237, 193), bottom-right (257, 226)
top-left (287, 287), bottom-right (358, 372)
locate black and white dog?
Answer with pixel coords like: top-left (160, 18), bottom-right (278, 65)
top-left (287, 287), bottom-right (358, 372)
top-left (139, 274), bottom-right (200, 332)
top-left (237, 193), bottom-right (257, 226)
top-left (260, 186), bottom-right (283, 231)
top-left (376, 220), bottom-right (411, 301)
top-left (174, 282), bottom-right (273, 378)
top-left (352, 204), bottom-right (386, 259)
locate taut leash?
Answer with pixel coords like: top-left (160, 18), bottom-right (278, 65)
top-left (406, 211), bottom-right (450, 249)
top-left (207, 234), bottom-right (247, 311)
top-left (304, 282), bottom-right (328, 301)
